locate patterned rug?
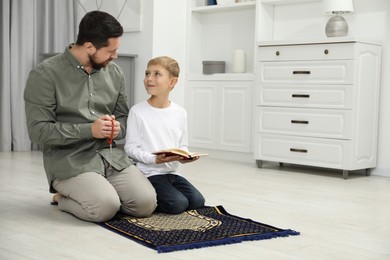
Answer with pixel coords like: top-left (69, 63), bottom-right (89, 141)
top-left (99, 205), bottom-right (300, 253)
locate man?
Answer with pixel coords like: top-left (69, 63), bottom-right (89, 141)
top-left (24, 11), bottom-right (156, 222)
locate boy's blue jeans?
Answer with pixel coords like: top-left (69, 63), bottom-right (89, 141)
top-left (148, 174), bottom-right (205, 214)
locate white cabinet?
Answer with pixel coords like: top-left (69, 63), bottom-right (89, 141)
top-left (185, 0), bottom-right (325, 155)
top-left (186, 1), bottom-right (256, 153)
top-left (254, 39), bottom-right (382, 178)
top-left (187, 77), bottom-right (253, 152)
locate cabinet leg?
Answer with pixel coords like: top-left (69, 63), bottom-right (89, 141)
top-left (342, 170), bottom-right (349, 179)
top-left (366, 168), bottom-right (371, 176)
top-left (256, 160), bottom-right (263, 168)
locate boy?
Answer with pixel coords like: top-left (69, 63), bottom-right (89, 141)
top-left (125, 56), bottom-right (205, 214)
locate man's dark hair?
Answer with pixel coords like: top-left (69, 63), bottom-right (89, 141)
top-left (75, 10), bottom-right (123, 49)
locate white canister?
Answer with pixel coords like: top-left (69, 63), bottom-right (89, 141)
top-left (232, 49), bottom-right (246, 73)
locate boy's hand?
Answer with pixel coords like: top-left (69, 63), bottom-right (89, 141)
top-left (179, 156), bottom-right (199, 164)
top-left (155, 154), bottom-right (184, 164)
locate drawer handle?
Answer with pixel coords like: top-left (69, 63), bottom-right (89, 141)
top-left (293, 71), bottom-right (311, 75)
top-left (292, 94), bottom-right (310, 98)
top-left (324, 49), bottom-right (329, 54)
top-left (276, 51), bottom-right (280, 56)
top-left (291, 120), bottom-right (309, 124)
top-left (290, 148), bottom-right (308, 153)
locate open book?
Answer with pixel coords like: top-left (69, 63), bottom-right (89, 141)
top-left (152, 148), bottom-right (208, 160)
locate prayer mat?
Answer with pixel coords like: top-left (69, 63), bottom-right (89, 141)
top-left (98, 205), bottom-right (300, 253)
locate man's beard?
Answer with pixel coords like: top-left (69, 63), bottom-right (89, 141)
top-left (88, 53), bottom-right (111, 70)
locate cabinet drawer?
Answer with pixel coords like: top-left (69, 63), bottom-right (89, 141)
top-left (259, 61), bottom-right (353, 84)
top-left (254, 134), bottom-right (345, 168)
top-left (257, 84), bottom-right (353, 109)
top-left (258, 43), bottom-right (356, 61)
top-left (255, 107), bottom-right (352, 139)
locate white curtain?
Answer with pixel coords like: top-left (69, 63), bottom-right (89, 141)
top-left (0, 0), bottom-right (75, 151)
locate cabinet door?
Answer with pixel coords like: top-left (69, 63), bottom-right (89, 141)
top-left (187, 82), bottom-right (218, 149)
top-left (187, 80), bottom-right (253, 152)
top-left (219, 82), bottom-right (253, 152)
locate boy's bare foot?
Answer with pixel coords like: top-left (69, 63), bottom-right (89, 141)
top-left (52, 193), bottom-right (63, 204)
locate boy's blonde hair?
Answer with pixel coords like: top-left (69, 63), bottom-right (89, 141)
top-left (147, 56), bottom-right (180, 78)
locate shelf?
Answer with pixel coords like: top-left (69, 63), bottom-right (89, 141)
top-left (261, 0), bottom-right (321, 5)
top-left (188, 73), bottom-right (255, 81)
top-left (258, 37), bottom-right (383, 47)
top-left (192, 1), bottom-right (255, 13)
top-left (189, 1), bottom-right (256, 75)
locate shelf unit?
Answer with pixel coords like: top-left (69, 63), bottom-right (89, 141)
top-left (185, 0), bottom-right (325, 154)
top-left (187, 1), bottom-right (256, 76)
top-left (186, 0), bottom-right (257, 153)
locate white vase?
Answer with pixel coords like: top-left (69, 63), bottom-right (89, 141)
top-left (233, 49), bottom-right (246, 73)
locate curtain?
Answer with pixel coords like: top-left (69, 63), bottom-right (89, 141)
top-left (0, 0), bottom-right (75, 151)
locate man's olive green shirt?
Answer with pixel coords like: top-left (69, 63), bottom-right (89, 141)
top-left (24, 46), bottom-right (133, 191)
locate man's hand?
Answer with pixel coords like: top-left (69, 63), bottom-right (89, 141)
top-left (91, 115), bottom-right (120, 139)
